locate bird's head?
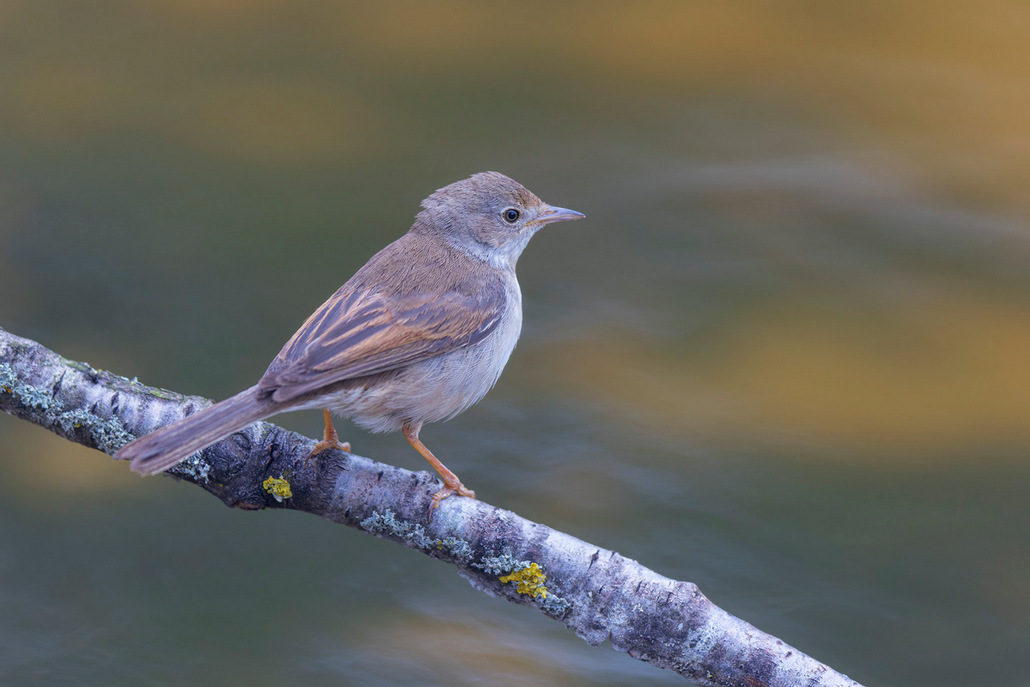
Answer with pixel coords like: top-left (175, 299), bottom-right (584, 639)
top-left (415, 171), bottom-right (585, 268)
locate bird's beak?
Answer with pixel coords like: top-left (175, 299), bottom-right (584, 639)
top-left (538, 205), bottom-right (586, 225)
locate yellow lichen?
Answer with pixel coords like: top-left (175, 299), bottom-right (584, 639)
top-left (262, 476), bottom-right (293, 502)
top-left (499, 563), bottom-right (549, 599)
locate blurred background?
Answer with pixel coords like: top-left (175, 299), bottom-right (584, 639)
top-left (1, 2), bottom-right (1029, 686)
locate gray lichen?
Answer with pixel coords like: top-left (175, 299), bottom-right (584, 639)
top-left (475, 552), bottom-right (530, 576)
top-left (360, 509), bottom-right (475, 564)
top-left (176, 453), bottom-right (213, 484)
top-left (17, 383), bottom-right (54, 411)
top-left (1, 361), bottom-right (134, 455)
top-left (361, 509), bottom-right (436, 550)
top-left (541, 590), bottom-right (572, 616)
top-left (437, 536), bottom-right (473, 563)
top-left (0, 363), bottom-right (22, 395)
top-left (56, 408), bottom-right (135, 454)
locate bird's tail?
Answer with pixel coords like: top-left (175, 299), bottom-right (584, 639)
top-left (115, 385), bottom-right (274, 475)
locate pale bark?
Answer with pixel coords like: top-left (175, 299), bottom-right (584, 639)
top-left (0, 326), bottom-right (863, 687)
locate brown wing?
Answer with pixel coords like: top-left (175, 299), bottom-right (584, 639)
top-left (259, 282), bottom-right (506, 403)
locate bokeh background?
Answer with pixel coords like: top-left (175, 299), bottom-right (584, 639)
top-left (2, 2), bottom-right (1029, 686)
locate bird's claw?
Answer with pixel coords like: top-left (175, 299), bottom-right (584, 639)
top-left (305, 438), bottom-right (351, 468)
top-left (428, 482), bottom-right (476, 519)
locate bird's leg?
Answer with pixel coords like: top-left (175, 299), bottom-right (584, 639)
top-left (402, 420), bottom-right (475, 508)
top-left (307, 409), bottom-right (351, 464)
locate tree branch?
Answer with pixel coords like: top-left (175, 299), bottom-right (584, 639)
top-left (0, 326), bottom-right (862, 687)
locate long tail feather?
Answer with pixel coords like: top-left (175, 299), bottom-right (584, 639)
top-left (115, 386), bottom-right (275, 475)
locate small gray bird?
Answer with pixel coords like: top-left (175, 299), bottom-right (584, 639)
top-left (115, 172), bottom-right (584, 506)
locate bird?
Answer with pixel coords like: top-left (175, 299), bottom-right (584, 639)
top-left (114, 171), bottom-right (585, 507)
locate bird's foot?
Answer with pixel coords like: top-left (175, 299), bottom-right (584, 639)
top-left (309, 437), bottom-right (351, 457)
top-left (402, 420), bottom-right (475, 517)
top-left (305, 438), bottom-right (351, 467)
top-left (430, 481), bottom-right (476, 510)
top-left (305, 409), bottom-right (351, 466)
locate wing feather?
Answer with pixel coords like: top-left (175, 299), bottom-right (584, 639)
top-left (259, 282), bottom-right (506, 403)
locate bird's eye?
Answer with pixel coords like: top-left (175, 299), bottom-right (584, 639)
top-left (502, 208), bottom-right (520, 223)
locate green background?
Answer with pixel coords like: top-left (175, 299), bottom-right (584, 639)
top-left (2, 2), bottom-right (1029, 685)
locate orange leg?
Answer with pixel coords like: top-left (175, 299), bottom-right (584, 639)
top-left (403, 421), bottom-right (475, 509)
top-left (307, 409), bottom-right (351, 464)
